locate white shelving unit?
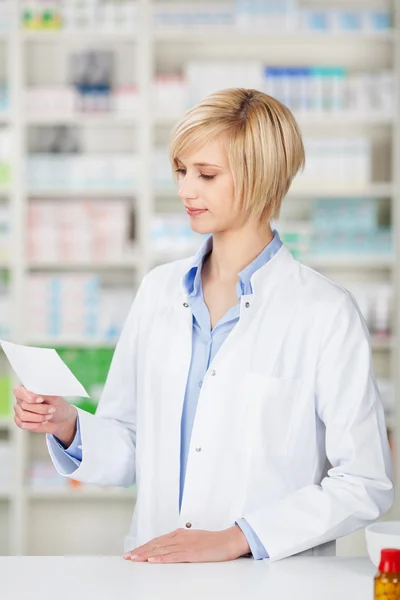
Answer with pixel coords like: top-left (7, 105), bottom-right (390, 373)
top-left (0, 0), bottom-right (399, 557)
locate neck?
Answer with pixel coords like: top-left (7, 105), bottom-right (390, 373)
top-left (205, 224), bottom-right (274, 283)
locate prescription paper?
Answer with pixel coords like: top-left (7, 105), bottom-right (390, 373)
top-left (0, 340), bottom-right (90, 398)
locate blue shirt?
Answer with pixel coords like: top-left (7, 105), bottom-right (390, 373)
top-left (48, 230), bottom-right (283, 560)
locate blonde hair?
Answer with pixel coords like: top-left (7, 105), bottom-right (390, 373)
top-left (169, 88), bottom-right (305, 222)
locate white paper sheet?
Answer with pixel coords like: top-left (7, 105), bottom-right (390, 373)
top-left (0, 340), bottom-right (90, 398)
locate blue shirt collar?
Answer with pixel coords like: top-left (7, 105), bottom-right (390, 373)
top-left (183, 230), bottom-right (282, 298)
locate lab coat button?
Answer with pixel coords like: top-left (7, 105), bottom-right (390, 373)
top-left (183, 302), bottom-right (189, 308)
top-left (210, 369), bottom-right (216, 376)
top-left (195, 447), bottom-right (202, 452)
top-left (245, 302), bottom-right (250, 308)
top-left (185, 522), bottom-right (192, 529)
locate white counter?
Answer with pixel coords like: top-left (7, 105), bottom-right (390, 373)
top-left (0, 556), bottom-right (377, 600)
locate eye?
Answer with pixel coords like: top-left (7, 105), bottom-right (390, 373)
top-left (199, 174), bottom-right (215, 181)
top-left (175, 168), bottom-right (186, 175)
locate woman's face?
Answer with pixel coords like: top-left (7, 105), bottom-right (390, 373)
top-left (176, 137), bottom-right (244, 235)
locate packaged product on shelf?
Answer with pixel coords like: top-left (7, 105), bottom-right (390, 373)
top-left (28, 460), bottom-right (67, 488)
top-left (25, 86), bottom-right (78, 117)
top-left (377, 379), bottom-right (395, 416)
top-left (56, 346), bottom-right (115, 414)
top-left (0, 83), bottom-right (9, 115)
top-left (22, 0), bottom-right (62, 30)
top-left (27, 273), bottom-right (135, 343)
top-left (0, 373), bottom-right (11, 416)
top-left (113, 85), bottom-right (140, 116)
top-left (150, 213), bottom-right (206, 257)
top-left (0, 203), bottom-right (10, 261)
top-left (27, 153), bottom-right (139, 191)
top-left (154, 2), bottom-right (234, 30)
top-left (153, 75), bottom-right (188, 118)
top-left (185, 61), bottom-right (264, 107)
top-left (0, 269), bottom-right (11, 339)
top-left (275, 221), bottom-right (311, 260)
top-left (298, 137), bottom-right (371, 187)
top-left (0, 128), bottom-right (12, 189)
top-left (235, 0), bottom-right (299, 31)
top-left (372, 285), bottom-right (392, 338)
top-left (70, 50), bottom-right (114, 113)
top-left (0, 0), bottom-right (12, 32)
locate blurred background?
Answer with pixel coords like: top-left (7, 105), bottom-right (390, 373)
top-left (0, 0), bottom-right (398, 558)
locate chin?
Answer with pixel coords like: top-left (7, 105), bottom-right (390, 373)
top-left (189, 222), bottom-right (214, 235)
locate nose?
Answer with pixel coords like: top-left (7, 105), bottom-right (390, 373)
top-left (177, 171), bottom-right (199, 202)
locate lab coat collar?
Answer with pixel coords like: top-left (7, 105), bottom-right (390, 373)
top-left (179, 242), bottom-right (296, 303)
top-left (180, 230), bottom-right (286, 299)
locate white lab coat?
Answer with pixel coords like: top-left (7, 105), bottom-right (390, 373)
top-left (47, 244), bottom-right (394, 561)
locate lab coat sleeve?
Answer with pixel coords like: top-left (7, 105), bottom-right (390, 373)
top-left (242, 291), bottom-right (394, 562)
top-left (45, 273), bottom-right (150, 487)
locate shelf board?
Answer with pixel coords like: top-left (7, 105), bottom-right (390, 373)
top-left (304, 255), bottom-right (394, 269)
top-left (28, 339), bottom-right (116, 349)
top-left (371, 336), bottom-right (395, 350)
top-left (22, 30), bottom-right (138, 42)
top-left (27, 189), bottom-right (138, 198)
top-left (386, 415), bottom-right (396, 430)
top-left (26, 114), bottom-right (139, 127)
top-left (0, 417), bottom-right (12, 430)
top-left (28, 487), bottom-right (136, 500)
top-left (154, 29), bottom-right (397, 43)
top-left (154, 114), bottom-right (395, 128)
top-left (28, 258), bottom-right (139, 271)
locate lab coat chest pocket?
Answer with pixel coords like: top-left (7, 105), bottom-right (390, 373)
top-left (242, 373), bottom-right (302, 458)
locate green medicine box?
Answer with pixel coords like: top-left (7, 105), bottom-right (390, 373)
top-left (0, 374), bottom-right (11, 416)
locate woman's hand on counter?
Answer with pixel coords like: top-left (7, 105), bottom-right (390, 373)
top-left (13, 384), bottom-right (78, 445)
top-left (123, 525), bottom-right (251, 563)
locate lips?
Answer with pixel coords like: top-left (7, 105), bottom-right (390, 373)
top-left (185, 207), bottom-right (208, 216)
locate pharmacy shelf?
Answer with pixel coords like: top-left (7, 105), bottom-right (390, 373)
top-left (0, 492), bottom-right (11, 501)
top-left (154, 30), bottom-right (398, 43)
top-left (21, 31), bottom-right (138, 43)
top-left (2, 0), bottom-right (399, 560)
top-left (27, 488), bottom-right (136, 501)
top-left (26, 115), bottom-right (139, 127)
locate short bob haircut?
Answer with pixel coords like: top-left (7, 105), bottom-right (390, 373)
top-left (169, 88), bottom-right (305, 223)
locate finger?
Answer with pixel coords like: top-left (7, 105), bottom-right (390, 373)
top-left (131, 541), bottom-right (183, 561)
top-left (14, 402), bottom-right (53, 424)
top-left (13, 385), bottom-right (43, 404)
top-left (14, 413), bottom-right (47, 431)
top-left (129, 532), bottom-right (176, 557)
top-left (17, 399), bottom-right (56, 416)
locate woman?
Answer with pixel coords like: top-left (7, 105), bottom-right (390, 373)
top-left (13, 88), bottom-right (394, 563)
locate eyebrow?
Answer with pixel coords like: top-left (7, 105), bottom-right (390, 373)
top-left (177, 160), bottom-right (223, 169)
